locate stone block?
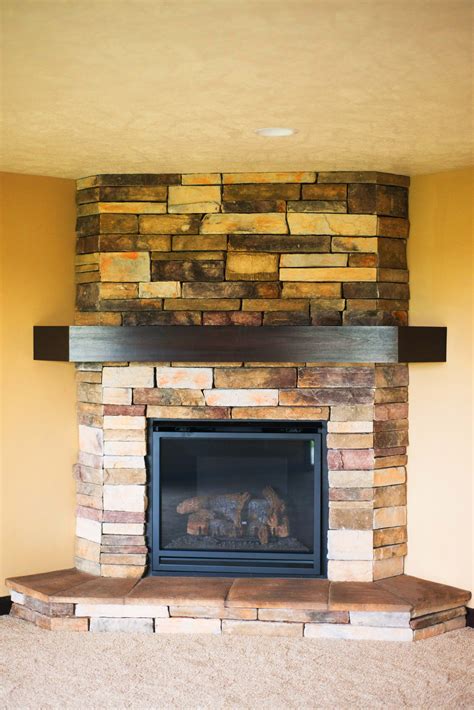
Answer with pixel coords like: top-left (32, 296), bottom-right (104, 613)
top-left (223, 199), bottom-right (286, 213)
top-left (327, 433), bottom-right (374, 449)
top-left (182, 173), bottom-right (221, 185)
top-left (102, 388), bottom-right (132, 405)
top-left (288, 200), bottom-right (346, 213)
top-left (75, 537), bottom-right (101, 563)
top-left (328, 421), bottom-right (374, 433)
top-left (155, 366), bottom-right (212, 389)
top-left (103, 485), bottom-right (146, 512)
top-left (258, 609), bottom-right (348, 623)
top-left (243, 299), bottom-right (307, 312)
top-left (280, 254), bottom-right (347, 267)
top-left (378, 238), bottom-right (407, 268)
top-left (350, 610), bottom-right (410, 627)
top-left (373, 506), bottom-right (407, 529)
top-left (377, 216), bottom-right (410, 238)
top-left (280, 267), bottom-right (377, 282)
top-left (99, 185), bottom-right (168, 201)
top-left (374, 402), bottom-right (409, 421)
top-left (164, 298), bottom-right (240, 311)
top-left (183, 281), bottom-right (279, 299)
top-left (103, 455), bottom-right (145, 469)
top-left (169, 605), bottom-right (257, 620)
top-left (78, 425), bottom-right (104, 455)
top-left (168, 185), bottom-right (221, 213)
top-left (139, 214), bottom-right (200, 234)
top-left (328, 449), bottom-right (375, 471)
top-left (201, 213), bottom-right (288, 235)
top-left (76, 518), bottom-right (102, 544)
top-left (104, 441), bottom-right (146, 456)
top-left (232, 406), bottom-right (329, 420)
top-left (264, 311), bottom-right (311, 326)
top-left (222, 620), bottom-right (303, 637)
top-left (304, 623), bottom-right (412, 641)
top-left (223, 183), bottom-right (300, 200)
top-left (152, 259), bottom-right (223, 282)
top-left (214, 367), bottom-right (296, 389)
top-left (99, 252), bottom-right (150, 283)
top-left (226, 252), bottom-right (279, 281)
top-left (89, 617), bottom-right (153, 632)
top-left (155, 618), bottom-right (221, 634)
top-left (229, 234), bottom-right (330, 252)
top-left (373, 543), bottom-right (407, 560)
top-left (172, 236), bottom-right (227, 253)
top-left (329, 504), bottom-right (373, 530)
top-left (280, 389), bottom-right (373, 407)
top-left (99, 214), bottom-right (138, 233)
top-left (373, 467), bottom-right (406, 486)
top-left (98, 283), bottom-right (138, 300)
top-left (102, 367), bottom-right (154, 388)
top-left (288, 213), bottom-right (377, 236)
top-left (10, 590), bottom-right (25, 604)
top-left (374, 485), bottom-right (406, 509)
top-left (77, 382), bottom-right (103, 404)
top-left (101, 564), bottom-right (145, 578)
top-left (332, 236), bottom-right (378, 253)
top-left (282, 282), bottom-right (341, 298)
top-left (298, 366), bottom-right (374, 388)
top-left (327, 560), bottom-right (373, 582)
top-left (146, 405), bottom-right (230, 419)
top-left (104, 405), bottom-right (146, 416)
top-left (329, 487), bottom-right (373, 502)
top-left (373, 556), bottom-right (404, 580)
top-left (138, 282), bottom-right (181, 298)
top-left (373, 526), bottom-right (408, 547)
top-left (223, 172), bottom-right (315, 184)
top-left (205, 389), bottom-right (278, 406)
top-left (104, 468), bottom-right (146, 485)
top-left (410, 607), bottom-right (466, 630)
top-left (76, 603), bottom-right (167, 617)
top-left (302, 184), bottom-right (347, 200)
top-left (102, 523), bottom-right (144, 535)
top-left (330, 405), bottom-right (374, 421)
top-left (328, 530), bottom-right (373, 560)
top-left (102, 415), bottom-right (146, 431)
top-left (329, 469), bottom-right (374, 488)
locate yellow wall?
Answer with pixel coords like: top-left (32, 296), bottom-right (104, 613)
top-left (407, 167), bottom-right (473, 601)
top-left (0, 172), bottom-right (77, 595)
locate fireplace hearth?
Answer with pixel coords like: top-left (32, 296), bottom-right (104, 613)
top-left (149, 421), bottom-right (327, 577)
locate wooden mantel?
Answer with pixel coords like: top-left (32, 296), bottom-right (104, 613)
top-left (33, 325), bottom-right (447, 363)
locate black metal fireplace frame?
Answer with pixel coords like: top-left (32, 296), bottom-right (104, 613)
top-left (147, 419), bottom-right (328, 578)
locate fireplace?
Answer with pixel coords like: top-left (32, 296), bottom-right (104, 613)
top-left (149, 420), bottom-right (327, 577)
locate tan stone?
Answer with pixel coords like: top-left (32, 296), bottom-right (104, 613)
top-left (223, 172), bottom-right (315, 184)
top-left (100, 553), bottom-right (147, 565)
top-left (205, 389), bottom-right (278, 406)
top-left (280, 253), bottom-right (347, 267)
top-left (327, 560), bottom-right (373, 582)
top-left (139, 281), bottom-right (181, 298)
top-left (77, 382), bottom-right (103, 404)
top-left (258, 609), bottom-right (348, 623)
top-left (280, 267), bottom-right (377, 282)
top-left (104, 468), bottom-right (147, 484)
top-left (232, 406), bottom-right (329, 420)
top-left (330, 405), bottom-right (374, 421)
top-left (75, 537), bottom-right (101, 563)
top-left (75, 312), bottom-right (122, 326)
top-left (214, 367), bottom-right (296, 389)
top-left (226, 252), bottom-right (279, 281)
top-left (168, 186), bottom-right (221, 213)
top-left (374, 543), bottom-right (408, 560)
top-left (101, 565), bottom-right (145, 578)
top-left (327, 433), bottom-right (374, 449)
top-left (373, 556), bottom-right (404, 580)
top-left (76, 602), bottom-right (167, 617)
top-left (155, 617), bottom-right (221, 634)
top-left (96, 202), bottom-right (167, 214)
top-left (103, 485), bottom-right (146, 512)
top-left (281, 282), bottom-right (341, 298)
top-left (172, 234), bottom-right (227, 250)
top-left (328, 530), bottom-right (373, 561)
top-left (102, 388), bottom-right (132, 405)
top-left (373, 526), bottom-right (407, 547)
top-left (169, 605), bottom-right (257, 620)
top-left (146, 406), bottom-right (229, 419)
top-left (103, 429), bottom-right (145, 441)
top-left (329, 504), bottom-right (373, 530)
top-left (243, 298), bottom-right (307, 312)
top-left (222, 620), bottom-right (303, 637)
top-left (201, 213), bottom-right (287, 234)
top-left (100, 252), bottom-right (150, 282)
top-left (102, 367), bottom-right (154, 388)
top-left (373, 484), bottom-right (406, 508)
top-left (328, 421), bottom-right (374, 433)
top-left (373, 506), bottom-right (407, 529)
top-left (139, 214), bottom-right (200, 234)
top-left (102, 523), bottom-right (144, 535)
top-left (182, 173), bottom-right (221, 185)
top-left (164, 298), bottom-right (240, 311)
top-left (155, 366), bottom-right (213, 389)
top-left (288, 213), bottom-right (377, 236)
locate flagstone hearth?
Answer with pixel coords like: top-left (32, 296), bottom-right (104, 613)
top-left (6, 569), bottom-right (470, 640)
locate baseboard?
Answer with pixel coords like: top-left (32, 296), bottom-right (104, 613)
top-left (466, 608), bottom-right (474, 628)
top-left (0, 595), bottom-right (12, 616)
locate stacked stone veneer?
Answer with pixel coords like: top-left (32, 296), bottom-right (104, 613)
top-left (75, 362), bottom-right (409, 582)
top-left (74, 170), bottom-right (411, 583)
top-left (75, 171), bottom-right (409, 327)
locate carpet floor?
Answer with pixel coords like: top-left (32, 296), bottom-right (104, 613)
top-left (0, 617), bottom-right (472, 709)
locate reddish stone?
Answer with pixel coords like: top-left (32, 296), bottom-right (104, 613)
top-left (203, 312), bottom-right (262, 326)
top-left (298, 367), bottom-right (375, 389)
top-left (103, 405), bottom-right (146, 416)
top-left (102, 511), bottom-right (146, 523)
top-left (327, 449), bottom-right (375, 471)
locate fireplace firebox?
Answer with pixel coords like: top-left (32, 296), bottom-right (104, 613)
top-left (149, 421), bottom-right (327, 577)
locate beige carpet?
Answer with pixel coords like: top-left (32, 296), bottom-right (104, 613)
top-left (0, 617), bottom-right (472, 709)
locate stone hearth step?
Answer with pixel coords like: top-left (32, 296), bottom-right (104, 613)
top-left (6, 570), bottom-right (470, 641)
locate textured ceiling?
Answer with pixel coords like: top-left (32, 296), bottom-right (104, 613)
top-left (1, 0), bottom-right (473, 178)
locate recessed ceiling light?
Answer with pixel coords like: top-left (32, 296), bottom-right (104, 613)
top-left (255, 127), bottom-right (296, 137)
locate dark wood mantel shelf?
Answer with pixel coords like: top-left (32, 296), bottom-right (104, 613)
top-left (33, 325), bottom-right (447, 364)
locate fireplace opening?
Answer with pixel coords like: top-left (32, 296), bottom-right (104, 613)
top-left (149, 420), bottom-right (328, 577)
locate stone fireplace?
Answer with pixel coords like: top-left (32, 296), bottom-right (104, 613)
top-left (7, 170), bottom-right (469, 639)
top-left (73, 170), bottom-right (411, 583)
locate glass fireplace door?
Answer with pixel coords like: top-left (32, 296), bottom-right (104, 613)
top-left (150, 421), bottom-right (326, 577)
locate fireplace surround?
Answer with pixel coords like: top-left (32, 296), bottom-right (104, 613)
top-left (7, 169), bottom-right (469, 639)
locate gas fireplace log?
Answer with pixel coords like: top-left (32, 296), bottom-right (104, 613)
top-left (187, 510), bottom-right (215, 536)
top-left (177, 496), bottom-right (209, 515)
top-left (262, 486), bottom-right (290, 538)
